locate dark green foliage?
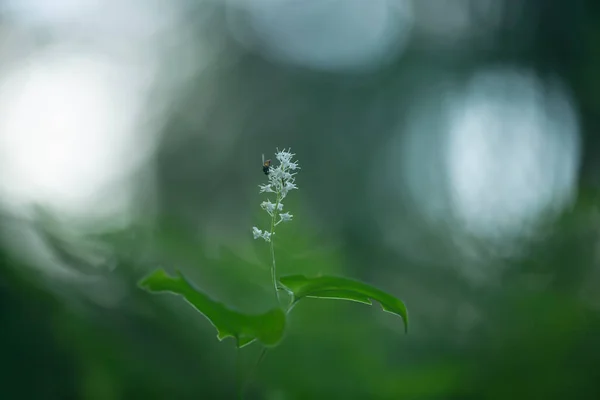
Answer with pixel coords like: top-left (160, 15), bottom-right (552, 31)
top-left (140, 269), bottom-right (286, 348)
top-left (280, 274), bottom-right (408, 333)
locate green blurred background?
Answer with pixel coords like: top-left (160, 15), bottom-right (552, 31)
top-left (1, 0), bottom-right (600, 398)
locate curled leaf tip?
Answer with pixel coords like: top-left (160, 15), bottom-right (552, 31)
top-left (280, 274), bottom-right (408, 333)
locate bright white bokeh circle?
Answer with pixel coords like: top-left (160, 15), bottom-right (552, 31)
top-left (227, 0), bottom-right (414, 71)
top-left (0, 49), bottom-right (152, 224)
top-left (378, 67), bottom-right (581, 259)
top-left (443, 68), bottom-right (580, 238)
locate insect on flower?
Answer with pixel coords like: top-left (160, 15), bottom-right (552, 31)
top-left (253, 148), bottom-right (299, 243)
top-left (262, 154), bottom-right (272, 175)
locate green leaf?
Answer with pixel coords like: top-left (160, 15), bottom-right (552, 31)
top-left (279, 275), bottom-right (408, 333)
top-left (139, 269), bottom-right (286, 348)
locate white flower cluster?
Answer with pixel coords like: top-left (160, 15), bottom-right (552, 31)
top-left (253, 148), bottom-right (299, 242)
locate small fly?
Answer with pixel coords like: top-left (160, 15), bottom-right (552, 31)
top-left (262, 154), bottom-right (272, 175)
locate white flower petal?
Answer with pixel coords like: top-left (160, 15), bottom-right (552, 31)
top-left (259, 184), bottom-right (274, 193)
top-left (279, 212), bottom-right (293, 223)
top-left (262, 231), bottom-right (272, 242)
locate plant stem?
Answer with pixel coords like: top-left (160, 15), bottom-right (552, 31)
top-left (270, 239), bottom-right (279, 304)
top-left (270, 191), bottom-right (282, 304)
top-left (236, 346), bottom-right (243, 399)
top-left (242, 347), bottom-right (269, 395)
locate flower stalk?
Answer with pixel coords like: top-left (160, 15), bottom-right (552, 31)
top-left (253, 148), bottom-right (299, 304)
